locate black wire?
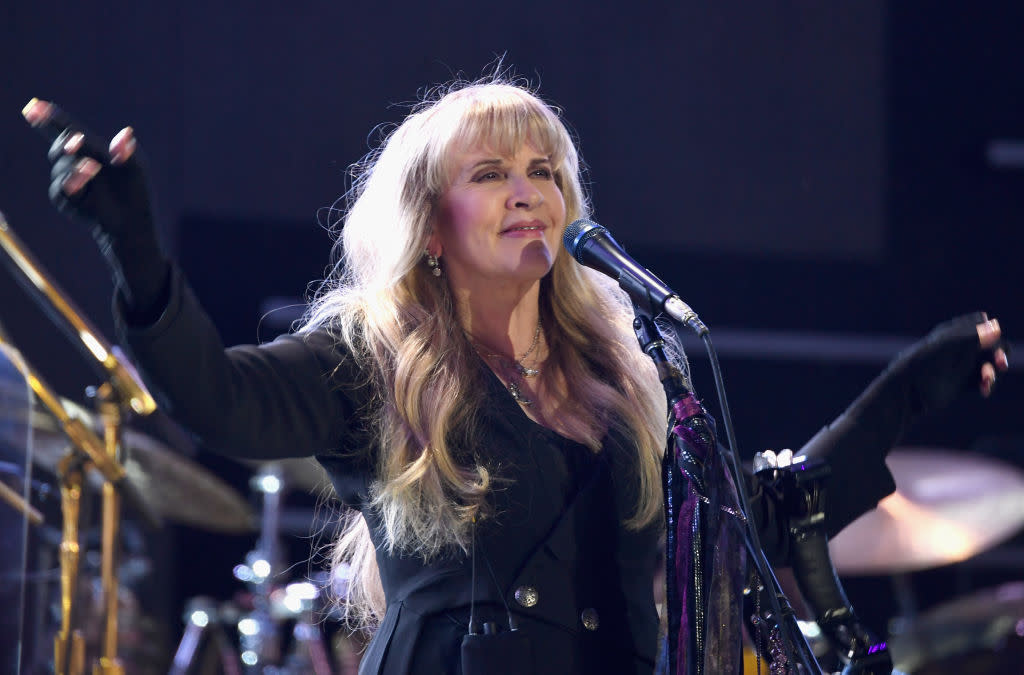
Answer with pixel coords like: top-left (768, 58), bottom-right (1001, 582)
top-left (480, 545), bottom-right (518, 630)
top-left (468, 517), bottom-right (477, 635)
top-left (698, 330), bottom-right (819, 673)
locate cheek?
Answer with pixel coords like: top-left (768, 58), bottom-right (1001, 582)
top-left (548, 184), bottom-right (567, 222)
top-left (436, 193), bottom-right (492, 254)
top-left (447, 199), bottom-right (482, 232)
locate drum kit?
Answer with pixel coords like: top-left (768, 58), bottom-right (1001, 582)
top-left (0, 213), bottom-right (363, 674)
top-left (826, 449), bottom-right (1024, 673)
top-left (1, 382), bottom-right (365, 674)
top-left (1, 206), bottom-right (1023, 674)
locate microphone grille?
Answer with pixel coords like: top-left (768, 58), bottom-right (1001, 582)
top-left (563, 218), bottom-right (604, 263)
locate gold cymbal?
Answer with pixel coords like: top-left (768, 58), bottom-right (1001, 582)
top-left (829, 448), bottom-right (1024, 575)
top-left (240, 456), bottom-right (330, 494)
top-left (21, 398), bottom-right (255, 533)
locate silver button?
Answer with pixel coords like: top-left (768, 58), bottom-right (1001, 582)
top-left (581, 607), bottom-right (599, 631)
top-left (514, 585), bottom-right (539, 608)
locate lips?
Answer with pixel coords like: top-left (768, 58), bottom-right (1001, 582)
top-left (500, 220), bottom-right (546, 234)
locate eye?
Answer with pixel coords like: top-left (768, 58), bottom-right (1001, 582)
top-left (530, 166), bottom-right (554, 179)
top-left (472, 170), bottom-right (502, 182)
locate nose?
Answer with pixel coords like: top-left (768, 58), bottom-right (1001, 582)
top-left (507, 174), bottom-right (543, 209)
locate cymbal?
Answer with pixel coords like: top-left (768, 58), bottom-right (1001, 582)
top-left (15, 398), bottom-right (254, 533)
top-left (829, 448), bottom-right (1024, 575)
top-left (889, 582), bottom-right (1024, 672)
top-left (241, 457), bottom-right (330, 494)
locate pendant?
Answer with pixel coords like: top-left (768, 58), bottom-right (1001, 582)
top-left (507, 380), bottom-right (532, 406)
top-left (515, 363), bottom-right (540, 377)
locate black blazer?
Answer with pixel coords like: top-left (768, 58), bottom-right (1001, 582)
top-left (117, 269), bottom-right (661, 674)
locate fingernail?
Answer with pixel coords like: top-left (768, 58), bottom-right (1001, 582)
top-left (63, 159), bottom-right (101, 194)
top-left (63, 131), bottom-right (84, 154)
top-left (110, 133), bottom-right (136, 165)
top-left (21, 98), bottom-right (51, 125)
top-left (111, 126), bottom-right (132, 144)
top-left (78, 158), bottom-right (101, 179)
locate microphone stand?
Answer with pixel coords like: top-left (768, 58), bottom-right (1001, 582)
top-left (629, 298), bottom-right (820, 674)
top-left (0, 213), bottom-right (160, 675)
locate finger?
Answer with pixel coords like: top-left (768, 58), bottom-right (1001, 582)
top-left (47, 126), bottom-right (110, 165)
top-left (61, 158), bottom-right (102, 196)
top-left (50, 154), bottom-right (79, 184)
top-left (995, 347), bottom-right (1009, 372)
top-left (980, 362), bottom-right (996, 397)
top-left (21, 98), bottom-right (54, 129)
top-left (25, 99), bottom-right (109, 164)
top-left (23, 98), bottom-right (76, 144)
top-left (109, 127), bottom-right (137, 165)
top-left (977, 318), bottom-right (1001, 348)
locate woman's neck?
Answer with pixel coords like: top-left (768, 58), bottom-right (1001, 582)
top-left (454, 280), bottom-right (542, 359)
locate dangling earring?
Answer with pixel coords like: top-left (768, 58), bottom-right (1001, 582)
top-left (425, 251), bottom-right (441, 277)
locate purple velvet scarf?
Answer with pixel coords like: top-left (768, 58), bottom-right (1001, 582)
top-left (670, 394), bottom-right (746, 675)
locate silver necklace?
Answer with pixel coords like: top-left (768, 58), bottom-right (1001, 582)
top-left (471, 320), bottom-right (542, 405)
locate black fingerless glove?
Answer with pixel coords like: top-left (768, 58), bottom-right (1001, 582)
top-left (41, 108), bottom-right (170, 323)
top-left (799, 313), bottom-right (998, 535)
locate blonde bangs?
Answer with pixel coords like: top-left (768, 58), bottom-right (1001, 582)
top-left (417, 84), bottom-right (577, 198)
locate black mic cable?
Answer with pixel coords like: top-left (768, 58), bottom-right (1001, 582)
top-left (564, 219), bottom-right (820, 673)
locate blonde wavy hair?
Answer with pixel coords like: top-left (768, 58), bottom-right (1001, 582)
top-left (300, 78), bottom-right (668, 624)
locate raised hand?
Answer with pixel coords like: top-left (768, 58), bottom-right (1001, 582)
top-left (22, 99), bottom-right (169, 317)
top-left (888, 313), bottom-right (1009, 408)
top-left (976, 317), bottom-right (1009, 397)
top-left (798, 313), bottom-right (1009, 535)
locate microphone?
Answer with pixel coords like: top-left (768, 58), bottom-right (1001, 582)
top-left (562, 219), bottom-right (707, 336)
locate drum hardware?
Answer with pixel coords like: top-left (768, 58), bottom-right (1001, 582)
top-left (828, 448), bottom-right (1024, 575)
top-left (751, 454), bottom-right (892, 674)
top-left (0, 459), bottom-right (56, 508)
top-left (239, 456), bottom-right (330, 495)
top-left (169, 598), bottom-right (243, 675)
top-left (172, 463), bottom-right (336, 674)
top-left (25, 397), bottom-right (255, 534)
top-left (0, 429), bottom-right (43, 525)
top-left (235, 464), bottom-right (287, 671)
top-left (236, 464), bottom-right (333, 674)
top-left (0, 470), bottom-right (44, 525)
top-left (276, 582), bottom-right (339, 675)
top-left (0, 342), bottom-right (144, 675)
top-left (888, 581), bottom-right (1024, 674)
top-left (0, 212), bottom-right (161, 674)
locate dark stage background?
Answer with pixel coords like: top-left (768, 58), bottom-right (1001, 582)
top-left (1, 1), bottom-right (1021, 672)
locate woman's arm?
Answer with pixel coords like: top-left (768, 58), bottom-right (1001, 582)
top-left (24, 99), bottom-right (360, 460)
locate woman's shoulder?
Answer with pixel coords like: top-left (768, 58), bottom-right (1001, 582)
top-left (269, 325), bottom-right (374, 390)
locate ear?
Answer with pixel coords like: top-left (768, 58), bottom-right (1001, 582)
top-left (425, 219), bottom-right (443, 258)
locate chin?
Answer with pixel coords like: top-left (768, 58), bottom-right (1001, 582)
top-left (513, 250), bottom-right (555, 281)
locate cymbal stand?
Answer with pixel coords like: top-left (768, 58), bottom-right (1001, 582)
top-left (54, 452), bottom-right (87, 675)
top-left (169, 598), bottom-right (241, 675)
top-left (0, 213), bottom-right (159, 674)
top-left (92, 382), bottom-right (127, 675)
top-left (233, 464), bottom-right (286, 672)
top-left (0, 334), bottom-right (126, 675)
top-left (282, 582), bottom-right (333, 675)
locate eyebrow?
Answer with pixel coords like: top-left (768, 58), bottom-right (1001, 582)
top-left (466, 156), bottom-right (553, 172)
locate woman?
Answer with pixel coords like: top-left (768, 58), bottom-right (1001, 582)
top-left (23, 78), bottom-right (1008, 674)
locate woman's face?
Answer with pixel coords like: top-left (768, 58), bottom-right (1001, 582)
top-left (430, 140), bottom-right (567, 292)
